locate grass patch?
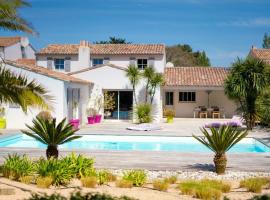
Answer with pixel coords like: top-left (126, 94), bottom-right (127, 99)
top-left (164, 175), bottom-right (177, 184)
top-left (179, 179), bottom-right (231, 200)
top-left (20, 175), bottom-right (34, 184)
top-left (81, 176), bottom-right (98, 188)
top-left (153, 179), bottom-right (169, 191)
top-left (122, 170), bottom-right (147, 187)
top-left (240, 177), bottom-right (269, 193)
top-left (36, 176), bottom-right (53, 189)
top-left (116, 179), bottom-right (133, 188)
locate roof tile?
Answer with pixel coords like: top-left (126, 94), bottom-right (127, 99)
top-left (249, 48), bottom-right (270, 64)
top-left (0, 36), bottom-right (21, 47)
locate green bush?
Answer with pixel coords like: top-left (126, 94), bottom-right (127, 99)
top-left (153, 179), bottom-right (169, 191)
top-left (122, 170), bottom-right (147, 187)
top-left (81, 176), bottom-right (97, 188)
top-left (164, 175), bottom-right (177, 184)
top-left (201, 179), bottom-right (231, 193)
top-left (97, 170), bottom-right (116, 185)
top-left (36, 176), bottom-right (53, 189)
top-left (27, 192), bottom-right (138, 200)
top-left (2, 154), bottom-right (35, 180)
top-left (135, 104), bottom-right (152, 123)
top-left (240, 177), bottom-right (269, 193)
top-left (116, 179), bottom-right (133, 188)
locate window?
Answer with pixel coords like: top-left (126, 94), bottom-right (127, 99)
top-left (93, 58), bottom-right (103, 66)
top-left (21, 46), bottom-right (26, 58)
top-left (165, 92), bottom-right (174, 105)
top-left (54, 59), bottom-right (65, 70)
top-left (137, 59), bottom-right (148, 70)
top-left (179, 92), bottom-right (196, 102)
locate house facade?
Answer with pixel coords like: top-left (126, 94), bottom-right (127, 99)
top-left (35, 41), bottom-right (166, 122)
top-left (0, 36), bottom-right (35, 61)
top-left (163, 67), bottom-right (237, 118)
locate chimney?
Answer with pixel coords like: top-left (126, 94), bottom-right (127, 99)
top-left (78, 40), bottom-right (90, 68)
top-left (251, 45), bottom-right (257, 50)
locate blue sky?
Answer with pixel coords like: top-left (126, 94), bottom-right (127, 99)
top-left (1, 0), bottom-right (270, 67)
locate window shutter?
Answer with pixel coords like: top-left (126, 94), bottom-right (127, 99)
top-left (148, 57), bottom-right (155, 67)
top-left (47, 57), bottom-right (53, 70)
top-left (129, 57), bottom-right (136, 66)
top-left (65, 57), bottom-right (71, 72)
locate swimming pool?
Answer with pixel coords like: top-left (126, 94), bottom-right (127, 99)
top-left (0, 134), bottom-right (269, 153)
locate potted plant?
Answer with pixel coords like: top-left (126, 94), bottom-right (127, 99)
top-left (69, 101), bottom-right (80, 129)
top-left (103, 92), bottom-right (115, 119)
top-left (0, 106), bottom-right (6, 129)
top-left (86, 108), bottom-right (96, 124)
top-left (164, 108), bottom-right (175, 123)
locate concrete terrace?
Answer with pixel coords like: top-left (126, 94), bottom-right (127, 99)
top-left (0, 118), bottom-right (270, 172)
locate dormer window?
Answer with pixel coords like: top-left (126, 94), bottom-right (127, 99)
top-left (54, 59), bottom-right (65, 70)
top-left (93, 58), bottom-right (103, 66)
top-left (137, 59), bottom-right (148, 70)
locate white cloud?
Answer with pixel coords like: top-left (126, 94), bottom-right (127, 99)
top-left (219, 18), bottom-right (270, 27)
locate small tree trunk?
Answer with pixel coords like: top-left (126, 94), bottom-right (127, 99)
top-left (214, 153), bottom-right (227, 175)
top-left (46, 145), bottom-right (58, 159)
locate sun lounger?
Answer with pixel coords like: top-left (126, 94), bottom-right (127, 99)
top-left (127, 123), bottom-right (162, 131)
top-left (205, 115), bottom-right (247, 128)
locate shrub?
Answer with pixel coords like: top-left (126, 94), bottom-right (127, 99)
top-left (2, 154), bottom-right (35, 180)
top-left (201, 179), bottom-right (231, 193)
top-left (240, 177), bottom-right (269, 193)
top-left (81, 176), bottom-right (97, 188)
top-left (37, 158), bottom-right (73, 186)
top-left (164, 175), bottom-right (177, 184)
top-left (97, 170), bottom-right (116, 185)
top-left (164, 108), bottom-right (175, 118)
top-left (61, 153), bottom-right (95, 178)
top-left (122, 170), bottom-right (147, 187)
top-left (153, 179), bottom-right (169, 191)
top-left (20, 175), bottom-right (34, 184)
top-left (195, 187), bottom-right (222, 200)
top-left (135, 104), bottom-right (152, 123)
top-left (36, 176), bottom-right (53, 189)
top-left (116, 179), bottom-right (133, 188)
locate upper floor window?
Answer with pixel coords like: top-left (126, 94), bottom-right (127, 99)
top-left (54, 59), bottom-right (65, 70)
top-left (93, 58), bottom-right (103, 66)
top-left (179, 91), bottom-right (196, 102)
top-left (137, 59), bottom-right (148, 70)
top-left (165, 92), bottom-right (174, 105)
top-left (21, 46), bottom-right (26, 58)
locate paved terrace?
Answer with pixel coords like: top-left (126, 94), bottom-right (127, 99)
top-left (0, 118), bottom-right (269, 172)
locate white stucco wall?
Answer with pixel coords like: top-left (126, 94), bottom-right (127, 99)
top-left (163, 88), bottom-right (237, 118)
top-left (3, 43), bottom-right (35, 61)
top-left (4, 64), bottom-right (67, 129)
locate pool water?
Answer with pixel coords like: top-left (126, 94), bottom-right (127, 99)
top-left (0, 134), bottom-right (269, 153)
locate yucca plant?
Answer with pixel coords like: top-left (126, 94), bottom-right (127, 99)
top-left (126, 65), bottom-right (140, 105)
top-left (21, 117), bottom-right (81, 159)
top-left (193, 126), bottom-right (248, 174)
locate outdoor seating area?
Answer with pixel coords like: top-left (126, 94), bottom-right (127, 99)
top-left (193, 106), bottom-right (225, 118)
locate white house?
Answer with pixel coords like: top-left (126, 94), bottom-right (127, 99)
top-left (0, 36), bottom-right (35, 61)
top-left (36, 40), bottom-right (166, 122)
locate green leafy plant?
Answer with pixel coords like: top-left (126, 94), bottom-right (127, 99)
top-left (122, 170), bottom-right (147, 187)
top-left (21, 117), bottom-right (81, 159)
top-left (81, 176), bottom-right (98, 188)
top-left (97, 170), bottom-right (116, 185)
top-left (240, 177), bottom-right (269, 193)
top-left (149, 72), bottom-right (164, 104)
top-left (116, 179), bottom-right (133, 188)
top-left (126, 65), bottom-right (140, 105)
top-left (36, 176), bottom-right (53, 189)
top-left (193, 126), bottom-right (248, 174)
top-left (2, 154), bottom-right (35, 180)
top-left (135, 103), bottom-right (152, 123)
top-left (153, 179), bottom-right (169, 191)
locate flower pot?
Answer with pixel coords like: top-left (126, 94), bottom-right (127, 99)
top-left (0, 118), bottom-right (6, 129)
top-left (214, 154), bottom-right (227, 175)
top-left (87, 116), bottom-right (95, 124)
top-left (94, 115), bottom-right (102, 123)
top-left (166, 116), bottom-right (174, 123)
top-left (69, 119), bottom-right (80, 129)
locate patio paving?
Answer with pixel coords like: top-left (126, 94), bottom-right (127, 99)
top-left (0, 118), bottom-right (269, 172)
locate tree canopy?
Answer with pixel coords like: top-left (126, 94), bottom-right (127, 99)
top-left (262, 33), bottom-right (270, 48)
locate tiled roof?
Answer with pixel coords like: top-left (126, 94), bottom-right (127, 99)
top-left (165, 67), bottom-right (229, 87)
top-left (37, 44), bottom-right (165, 55)
top-left (249, 47), bottom-right (270, 64)
top-left (5, 60), bottom-right (91, 84)
top-left (0, 36), bottom-right (21, 47)
top-left (16, 58), bottom-right (36, 65)
top-left (68, 64), bottom-right (127, 75)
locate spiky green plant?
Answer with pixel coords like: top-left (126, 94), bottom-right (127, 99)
top-left (193, 126), bottom-right (248, 174)
top-left (135, 103), bottom-right (152, 123)
top-left (149, 72), bottom-right (164, 104)
top-left (143, 66), bottom-right (155, 103)
top-left (21, 117), bottom-right (81, 159)
top-left (126, 65), bottom-right (140, 105)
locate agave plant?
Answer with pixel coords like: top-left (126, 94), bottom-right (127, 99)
top-left (21, 117), bottom-right (81, 159)
top-left (193, 126), bottom-right (248, 174)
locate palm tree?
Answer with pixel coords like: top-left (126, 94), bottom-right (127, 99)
top-left (126, 65), bottom-right (140, 105)
top-left (224, 57), bottom-right (269, 129)
top-left (149, 73), bottom-right (164, 104)
top-left (143, 66), bottom-right (155, 103)
top-left (0, 0), bottom-right (37, 35)
top-left (0, 66), bottom-right (52, 112)
top-left (193, 126), bottom-right (248, 174)
top-left (22, 117), bottom-right (81, 159)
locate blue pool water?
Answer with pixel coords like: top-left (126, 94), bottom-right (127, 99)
top-left (0, 134), bottom-right (269, 153)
